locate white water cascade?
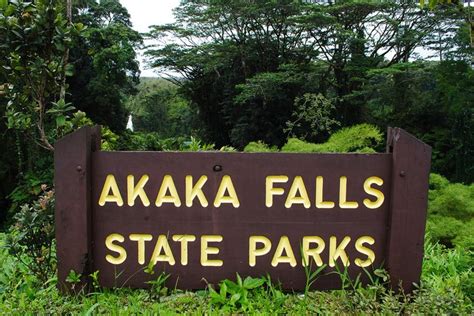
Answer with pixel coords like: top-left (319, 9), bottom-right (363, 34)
top-left (126, 114), bottom-right (134, 132)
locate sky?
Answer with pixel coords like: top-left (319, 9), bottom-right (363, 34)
top-left (119, 0), bottom-right (180, 77)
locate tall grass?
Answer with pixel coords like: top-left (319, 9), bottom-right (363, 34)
top-left (0, 233), bottom-right (471, 314)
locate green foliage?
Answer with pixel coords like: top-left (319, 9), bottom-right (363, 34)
top-left (0, 232), bottom-right (471, 314)
top-left (318, 124), bottom-right (383, 153)
top-left (6, 186), bottom-right (55, 282)
top-left (144, 0), bottom-right (471, 183)
top-left (243, 141), bottom-right (278, 153)
top-left (282, 124), bottom-right (383, 153)
top-left (452, 220), bottom-right (474, 251)
top-left (427, 215), bottom-right (465, 248)
top-left (281, 138), bottom-right (321, 153)
top-left (116, 131), bottom-right (164, 151)
top-left (363, 61), bottom-right (474, 183)
top-left (125, 78), bottom-right (197, 138)
top-left (7, 171), bottom-right (50, 215)
top-left (145, 268), bottom-right (170, 300)
top-left (427, 173), bottom-right (474, 248)
top-left (429, 173), bottom-right (450, 192)
top-left (219, 145), bottom-right (238, 152)
top-left (0, 0), bottom-right (80, 150)
top-left (285, 93), bottom-right (340, 142)
top-left (231, 64), bottom-right (322, 147)
top-left (208, 274), bottom-right (276, 312)
top-left (420, 241), bottom-right (473, 306)
top-left (183, 136), bottom-right (215, 152)
top-left (430, 183), bottom-right (474, 221)
top-left (65, 270), bottom-right (82, 292)
top-left (146, 0), bottom-right (454, 148)
top-left (303, 259), bottom-right (327, 296)
top-left (67, 0), bottom-right (142, 132)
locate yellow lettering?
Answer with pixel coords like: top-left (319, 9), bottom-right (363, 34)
top-left (105, 233), bottom-right (127, 265)
top-left (129, 234), bottom-right (152, 265)
top-left (355, 236), bottom-right (375, 267)
top-left (155, 175), bottom-right (181, 207)
top-left (127, 175), bottom-right (150, 207)
top-left (315, 176), bottom-right (335, 209)
top-left (99, 175), bottom-right (123, 206)
top-left (248, 236), bottom-right (272, 267)
top-left (201, 235), bottom-right (223, 266)
top-left (185, 175), bottom-right (208, 207)
top-left (285, 176), bottom-right (311, 209)
top-left (213, 176), bottom-right (239, 208)
top-left (363, 177), bottom-right (384, 209)
top-left (271, 236), bottom-right (297, 267)
top-left (266, 176), bottom-right (288, 207)
top-left (329, 236), bottom-right (351, 267)
top-left (172, 234), bottom-right (196, 266)
top-left (302, 236), bottom-right (325, 267)
top-left (150, 235), bottom-right (176, 265)
top-left (339, 177), bottom-right (358, 209)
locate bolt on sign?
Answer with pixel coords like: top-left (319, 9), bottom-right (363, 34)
top-left (55, 126), bottom-right (431, 293)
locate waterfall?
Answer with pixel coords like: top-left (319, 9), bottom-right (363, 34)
top-left (126, 114), bottom-right (134, 132)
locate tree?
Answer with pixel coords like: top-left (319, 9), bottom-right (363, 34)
top-left (146, 0), bottom-right (451, 147)
top-left (67, 0), bottom-right (142, 132)
top-left (422, 0), bottom-right (473, 57)
top-left (125, 78), bottom-right (197, 138)
top-left (360, 61), bottom-right (473, 183)
top-left (147, 0), bottom-right (318, 147)
top-left (0, 0), bottom-right (78, 151)
top-left (0, 0), bottom-right (83, 218)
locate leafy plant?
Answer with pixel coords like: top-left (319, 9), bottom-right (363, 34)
top-left (208, 274), bottom-right (266, 311)
top-left (144, 260), bottom-right (170, 300)
top-left (182, 136), bottom-right (215, 152)
top-left (285, 93), bottom-right (340, 142)
top-left (6, 185), bottom-right (55, 282)
top-left (7, 171), bottom-right (49, 215)
top-left (282, 124), bottom-right (383, 153)
top-left (427, 174), bottom-right (474, 248)
top-left (0, 0), bottom-right (81, 150)
top-left (89, 270), bottom-right (100, 290)
top-left (65, 270), bottom-right (82, 292)
top-left (243, 141), bottom-right (278, 153)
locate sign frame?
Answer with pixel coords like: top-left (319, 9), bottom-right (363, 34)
top-left (54, 126), bottom-right (431, 293)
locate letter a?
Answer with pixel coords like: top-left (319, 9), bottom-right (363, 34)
top-left (99, 175), bottom-right (124, 206)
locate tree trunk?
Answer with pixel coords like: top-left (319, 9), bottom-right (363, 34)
top-left (59, 0), bottom-right (72, 100)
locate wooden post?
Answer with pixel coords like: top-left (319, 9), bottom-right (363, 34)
top-left (386, 127), bottom-right (431, 292)
top-left (54, 126), bottom-right (100, 292)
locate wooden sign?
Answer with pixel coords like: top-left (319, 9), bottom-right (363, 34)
top-left (54, 126), bottom-right (431, 292)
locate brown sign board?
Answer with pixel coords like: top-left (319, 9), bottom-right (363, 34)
top-left (54, 126), bottom-right (431, 293)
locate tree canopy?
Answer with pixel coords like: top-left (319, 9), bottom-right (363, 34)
top-left (67, 0), bottom-right (142, 132)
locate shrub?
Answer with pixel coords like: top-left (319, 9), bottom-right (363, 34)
top-left (427, 174), bottom-right (474, 249)
top-left (319, 124), bottom-right (383, 153)
top-left (429, 173), bottom-right (450, 192)
top-left (281, 138), bottom-right (321, 153)
top-left (284, 93), bottom-right (340, 141)
top-left (117, 131), bottom-right (164, 151)
top-left (421, 241), bottom-right (473, 306)
top-left (427, 215), bottom-right (464, 248)
top-left (281, 124), bottom-right (383, 153)
top-left (429, 182), bottom-right (474, 221)
top-left (452, 220), bottom-right (474, 251)
top-left (244, 141), bottom-right (278, 153)
top-left (6, 185), bottom-right (55, 282)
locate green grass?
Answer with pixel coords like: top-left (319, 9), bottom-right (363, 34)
top-left (0, 234), bottom-right (472, 314)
